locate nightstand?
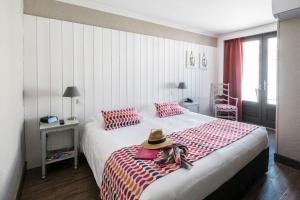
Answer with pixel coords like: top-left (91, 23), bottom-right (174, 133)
top-left (179, 102), bottom-right (200, 113)
top-left (40, 119), bottom-right (80, 179)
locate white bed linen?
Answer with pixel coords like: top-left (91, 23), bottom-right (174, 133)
top-left (81, 111), bottom-right (268, 200)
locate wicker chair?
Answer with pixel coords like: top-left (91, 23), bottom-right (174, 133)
top-left (214, 83), bottom-right (238, 121)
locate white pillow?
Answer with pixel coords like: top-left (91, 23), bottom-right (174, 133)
top-left (90, 112), bottom-right (105, 129)
top-left (139, 104), bottom-right (158, 119)
top-left (179, 105), bottom-right (191, 113)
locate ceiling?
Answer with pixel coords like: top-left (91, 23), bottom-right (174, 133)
top-left (60, 0), bottom-right (276, 36)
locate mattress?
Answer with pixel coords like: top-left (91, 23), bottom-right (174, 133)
top-left (81, 110), bottom-right (268, 200)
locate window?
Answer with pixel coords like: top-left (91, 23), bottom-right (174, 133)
top-left (242, 40), bottom-right (260, 102)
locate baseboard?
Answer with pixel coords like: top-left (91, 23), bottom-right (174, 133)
top-left (274, 153), bottom-right (300, 170)
top-left (16, 161), bottom-right (27, 200)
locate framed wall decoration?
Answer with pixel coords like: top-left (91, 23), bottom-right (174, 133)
top-left (199, 53), bottom-right (208, 70)
top-left (186, 50), bottom-right (196, 69)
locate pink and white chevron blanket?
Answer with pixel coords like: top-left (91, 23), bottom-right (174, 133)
top-left (100, 119), bottom-right (258, 200)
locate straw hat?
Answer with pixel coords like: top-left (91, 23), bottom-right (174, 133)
top-left (141, 129), bottom-right (173, 149)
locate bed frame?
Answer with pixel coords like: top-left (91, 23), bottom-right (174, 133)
top-left (94, 148), bottom-right (269, 200)
top-left (205, 148), bottom-right (269, 200)
top-left (94, 148), bottom-right (268, 200)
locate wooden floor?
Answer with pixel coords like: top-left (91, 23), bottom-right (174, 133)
top-left (21, 132), bottom-right (300, 200)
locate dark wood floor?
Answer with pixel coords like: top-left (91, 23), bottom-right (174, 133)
top-left (242, 132), bottom-right (300, 200)
top-left (20, 132), bottom-right (300, 200)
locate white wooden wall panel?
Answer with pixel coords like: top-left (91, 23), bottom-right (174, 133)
top-left (134, 34), bottom-right (141, 108)
top-left (187, 43), bottom-right (192, 99)
top-left (183, 43), bottom-right (188, 99)
top-left (140, 35), bottom-right (148, 106)
top-left (62, 21), bottom-right (74, 119)
top-left (126, 32), bottom-right (134, 107)
top-left (191, 44), bottom-right (197, 99)
top-left (147, 36), bottom-right (154, 104)
top-left (83, 25), bottom-right (94, 120)
top-left (24, 14), bottom-right (218, 168)
top-left (102, 28), bottom-right (112, 110)
top-left (153, 38), bottom-right (159, 102)
top-left (37, 17), bottom-right (51, 123)
top-left (119, 31), bottom-right (127, 108)
top-left (164, 39), bottom-right (169, 102)
top-left (196, 45), bottom-right (201, 100)
top-left (50, 19), bottom-right (63, 119)
top-left (169, 40), bottom-right (175, 102)
top-left (24, 15), bottom-right (40, 168)
top-left (158, 38), bottom-right (164, 102)
top-left (179, 42), bottom-right (184, 100)
top-left (174, 42), bottom-right (179, 101)
top-left (74, 23), bottom-right (85, 123)
top-left (60, 21), bottom-right (74, 148)
top-left (112, 30), bottom-right (120, 109)
top-left (94, 27), bottom-right (103, 114)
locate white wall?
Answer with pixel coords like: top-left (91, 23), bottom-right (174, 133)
top-left (217, 23), bottom-right (277, 83)
top-left (277, 17), bottom-right (300, 162)
top-left (273, 0), bottom-right (300, 14)
top-left (24, 14), bottom-right (218, 168)
top-left (0, 0), bottom-right (24, 199)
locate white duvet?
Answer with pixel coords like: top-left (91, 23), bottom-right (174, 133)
top-left (81, 109), bottom-right (268, 200)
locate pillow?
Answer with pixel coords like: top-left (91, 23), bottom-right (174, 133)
top-left (90, 112), bottom-right (105, 129)
top-left (101, 107), bottom-right (140, 130)
top-left (154, 102), bottom-right (184, 118)
top-left (139, 104), bottom-right (158, 119)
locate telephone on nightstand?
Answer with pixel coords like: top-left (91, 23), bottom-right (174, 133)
top-left (40, 116), bottom-right (58, 124)
top-left (184, 98), bottom-right (194, 103)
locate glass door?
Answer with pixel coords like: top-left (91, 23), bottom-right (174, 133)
top-left (242, 32), bottom-right (277, 128)
top-left (262, 33), bottom-right (277, 128)
top-left (242, 36), bottom-right (262, 125)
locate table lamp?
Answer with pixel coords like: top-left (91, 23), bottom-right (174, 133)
top-left (63, 86), bottom-right (80, 120)
top-left (178, 82), bottom-right (187, 101)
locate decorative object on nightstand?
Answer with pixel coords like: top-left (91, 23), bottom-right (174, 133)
top-left (40, 119), bottom-right (79, 179)
top-left (59, 119), bottom-right (65, 125)
top-left (178, 82), bottom-right (194, 103)
top-left (40, 115), bottom-right (58, 124)
top-left (63, 86), bottom-right (80, 120)
top-left (179, 101), bottom-right (199, 113)
top-left (178, 82), bottom-right (187, 101)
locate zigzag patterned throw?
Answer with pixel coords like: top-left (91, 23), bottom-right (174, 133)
top-left (100, 119), bottom-right (258, 200)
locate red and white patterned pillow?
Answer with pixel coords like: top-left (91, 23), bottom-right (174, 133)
top-left (101, 107), bottom-right (140, 130)
top-left (154, 102), bottom-right (184, 118)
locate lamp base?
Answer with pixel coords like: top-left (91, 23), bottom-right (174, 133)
top-left (67, 116), bottom-right (77, 121)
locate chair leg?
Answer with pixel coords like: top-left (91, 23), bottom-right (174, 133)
top-left (235, 110), bottom-right (238, 121)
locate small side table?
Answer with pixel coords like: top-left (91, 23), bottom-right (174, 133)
top-left (179, 102), bottom-right (200, 113)
top-left (40, 119), bottom-right (80, 179)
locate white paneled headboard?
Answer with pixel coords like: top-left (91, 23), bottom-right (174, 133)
top-left (24, 14), bottom-right (217, 168)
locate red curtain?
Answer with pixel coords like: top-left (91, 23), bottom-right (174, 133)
top-left (223, 38), bottom-right (243, 121)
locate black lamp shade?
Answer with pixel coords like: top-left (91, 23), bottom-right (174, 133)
top-left (178, 82), bottom-right (187, 89)
top-left (63, 86), bottom-right (80, 97)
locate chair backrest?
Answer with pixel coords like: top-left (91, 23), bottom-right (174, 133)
top-left (214, 83), bottom-right (230, 105)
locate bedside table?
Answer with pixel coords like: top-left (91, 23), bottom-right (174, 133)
top-left (179, 102), bottom-right (200, 113)
top-left (40, 119), bottom-right (80, 179)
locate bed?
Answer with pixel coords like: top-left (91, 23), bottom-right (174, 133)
top-left (81, 107), bottom-right (269, 200)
